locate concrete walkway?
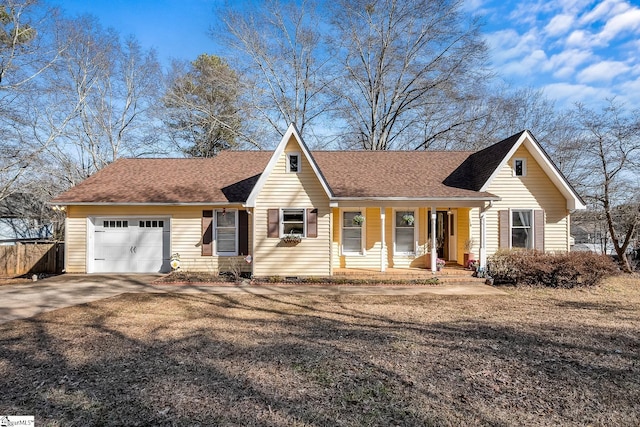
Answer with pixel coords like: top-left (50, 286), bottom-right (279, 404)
top-left (0, 274), bottom-right (507, 324)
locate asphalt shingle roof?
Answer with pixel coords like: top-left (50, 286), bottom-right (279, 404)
top-left (53, 135), bottom-right (528, 204)
top-left (312, 151), bottom-right (495, 198)
top-left (442, 131), bottom-right (524, 191)
top-left (52, 152), bottom-right (271, 204)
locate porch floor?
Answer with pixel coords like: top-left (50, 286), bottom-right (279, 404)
top-left (334, 263), bottom-right (486, 283)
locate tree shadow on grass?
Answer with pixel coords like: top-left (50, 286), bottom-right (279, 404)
top-left (0, 292), bottom-right (638, 426)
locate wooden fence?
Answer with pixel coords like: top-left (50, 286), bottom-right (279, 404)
top-left (0, 242), bottom-right (64, 277)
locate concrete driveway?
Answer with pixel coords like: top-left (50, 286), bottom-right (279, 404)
top-left (0, 274), bottom-right (507, 324)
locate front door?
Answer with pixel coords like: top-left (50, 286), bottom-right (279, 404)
top-left (429, 211), bottom-right (455, 260)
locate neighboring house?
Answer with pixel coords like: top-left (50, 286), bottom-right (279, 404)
top-left (0, 193), bottom-right (53, 244)
top-left (51, 124), bottom-right (585, 275)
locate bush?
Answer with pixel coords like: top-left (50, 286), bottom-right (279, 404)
top-left (487, 250), bottom-right (619, 288)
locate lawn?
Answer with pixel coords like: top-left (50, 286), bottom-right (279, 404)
top-left (1, 277), bottom-right (639, 426)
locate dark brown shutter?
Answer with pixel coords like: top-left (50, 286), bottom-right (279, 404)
top-left (534, 209), bottom-right (544, 251)
top-left (202, 210), bottom-right (213, 256)
top-left (498, 210), bottom-right (509, 249)
top-left (268, 209), bottom-right (279, 238)
top-left (238, 210), bottom-right (249, 255)
top-left (307, 208), bottom-right (318, 238)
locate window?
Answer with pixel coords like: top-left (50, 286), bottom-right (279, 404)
top-left (282, 209), bottom-right (305, 236)
top-left (287, 153), bottom-right (300, 173)
top-left (514, 158), bottom-right (526, 176)
top-left (139, 220), bottom-right (163, 228)
top-left (104, 220), bottom-right (128, 228)
top-left (342, 211), bottom-right (363, 254)
top-left (395, 210), bottom-right (415, 253)
top-left (512, 210), bottom-right (532, 249)
top-left (216, 210), bottom-right (237, 255)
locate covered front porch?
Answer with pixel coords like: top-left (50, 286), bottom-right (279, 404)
top-left (331, 200), bottom-right (496, 274)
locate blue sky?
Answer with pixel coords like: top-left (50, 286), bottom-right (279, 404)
top-left (54, 0), bottom-right (640, 109)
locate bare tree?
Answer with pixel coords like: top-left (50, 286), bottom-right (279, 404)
top-left (571, 101), bottom-right (640, 272)
top-left (46, 15), bottom-right (163, 185)
top-left (330, 0), bottom-right (489, 150)
top-left (163, 54), bottom-right (254, 157)
top-left (220, 0), bottom-right (333, 143)
top-left (0, 0), bottom-right (64, 201)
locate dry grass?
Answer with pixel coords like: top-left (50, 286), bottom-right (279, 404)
top-left (1, 276), bottom-right (639, 426)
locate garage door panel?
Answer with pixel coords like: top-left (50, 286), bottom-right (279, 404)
top-left (95, 258), bottom-right (132, 273)
top-left (93, 217), bottom-right (169, 273)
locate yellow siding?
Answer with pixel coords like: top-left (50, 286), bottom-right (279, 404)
top-left (330, 206), bottom-right (481, 269)
top-left (365, 207), bottom-right (383, 269)
top-left (65, 209), bottom-right (87, 273)
top-left (253, 137), bottom-right (331, 277)
top-left (457, 208), bottom-right (471, 263)
top-left (484, 145), bottom-right (570, 253)
top-left (332, 207), bottom-right (384, 270)
top-left (65, 205), bottom-right (252, 273)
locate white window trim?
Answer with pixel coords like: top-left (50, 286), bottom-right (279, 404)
top-left (286, 152), bottom-right (301, 173)
top-left (341, 209), bottom-right (366, 256)
top-left (510, 208), bottom-right (534, 249)
top-left (513, 158), bottom-right (527, 177)
top-left (215, 209), bottom-right (238, 256)
top-left (393, 208), bottom-right (418, 255)
top-left (280, 207), bottom-right (306, 237)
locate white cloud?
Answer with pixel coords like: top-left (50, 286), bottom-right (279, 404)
top-left (545, 14), bottom-right (575, 36)
top-left (485, 29), bottom-right (539, 63)
top-left (595, 7), bottom-right (640, 44)
top-left (480, 0), bottom-right (640, 108)
top-left (498, 49), bottom-right (548, 77)
top-left (579, 0), bottom-right (628, 25)
top-left (542, 82), bottom-right (612, 106)
top-left (462, 0), bottom-right (486, 12)
top-left (565, 29), bottom-right (591, 47)
top-left (543, 49), bottom-right (593, 78)
top-left (577, 60), bottom-right (631, 83)
top-left (555, 0), bottom-right (593, 13)
top-left (618, 76), bottom-right (640, 98)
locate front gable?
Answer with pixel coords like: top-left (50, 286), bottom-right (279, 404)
top-left (480, 131), bottom-right (585, 210)
top-left (245, 124), bottom-right (332, 207)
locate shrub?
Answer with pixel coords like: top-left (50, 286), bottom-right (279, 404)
top-left (487, 250), bottom-right (619, 288)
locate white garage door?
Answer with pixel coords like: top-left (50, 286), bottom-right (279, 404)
top-left (94, 218), bottom-right (170, 273)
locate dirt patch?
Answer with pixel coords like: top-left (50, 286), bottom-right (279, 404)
top-left (1, 276), bottom-right (639, 426)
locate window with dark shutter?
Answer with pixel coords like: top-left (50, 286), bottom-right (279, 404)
top-left (215, 210), bottom-right (237, 255)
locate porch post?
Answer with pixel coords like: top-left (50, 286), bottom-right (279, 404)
top-left (479, 209), bottom-right (487, 269)
top-left (430, 206), bottom-right (437, 273)
top-left (380, 207), bottom-right (386, 272)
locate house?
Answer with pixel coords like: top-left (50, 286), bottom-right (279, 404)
top-left (50, 124), bottom-right (585, 276)
top-left (0, 193), bottom-right (54, 244)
